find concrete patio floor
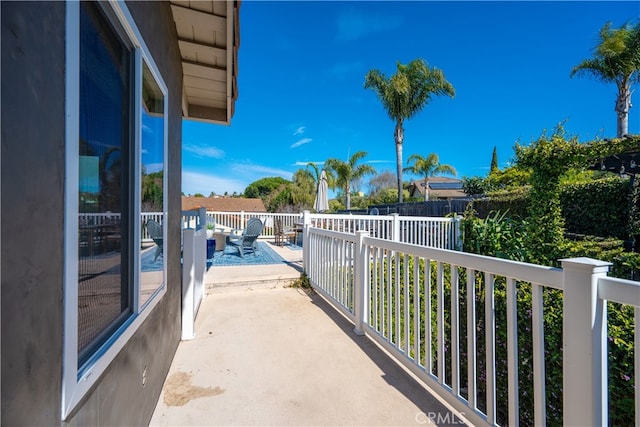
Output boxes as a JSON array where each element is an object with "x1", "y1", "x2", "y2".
[{"x1": 150, "y1": 242, "x2": 468, "y2": 427}]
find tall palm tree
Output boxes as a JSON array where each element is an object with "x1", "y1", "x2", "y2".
[
  {"x1": 364, "y1": 58, "x2": 455, "y2": 203},
  {"x1": 571, "y1": 21, "x2": 640, "y2": 137},
  {"x1": 325, "y1": 151, "x2": 375, "y2": 210},
  {"x1": 403, "y1": 153, "x2": 456, "y2": 201}
]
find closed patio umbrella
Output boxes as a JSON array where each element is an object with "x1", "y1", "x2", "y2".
[{"x1": 313, "y1": 170, "x2": 329, "y2": 212}]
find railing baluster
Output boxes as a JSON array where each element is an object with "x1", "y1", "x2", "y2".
[
  {"x1": 437, "y1": 261, "x2": 445, "y2": 384},
  {"x1": 451, "y1": 264, "x2": 460, "y2": 395},
  {"x1": 485, "y1": 272, "x2": 496, "y2": 425},
  {"x1": 532, "y1": 283, "x2": 546, "y2": 426},
  {"x1": 404, "y1": 253, "x2": 410, "y2": 355},
  {"x1": 413, "y1": 255, "x2": 420, "y2": 364},
  {"x1": 633, "y1": 307, "x2": 640, "y2": 426},
  {"x1": 467, "y1": 268, "x2": 477, "y2": 411},
  {"x1": 507, "y1": 277, "x2": 519, "y2": 427},
  {"x1": 395, "y1": 251, "x2": 400, "y2": 349},
  {"x1": 387, "y1": 251, "x2": 392, "y2": 343},
  {"x1": 425, "y1": 258, "x2": 432, "y2": 373}
]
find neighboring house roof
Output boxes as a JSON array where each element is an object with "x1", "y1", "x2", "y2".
[
  {"x1": 170, "y1": 0, "x2": 240, "y2": 125},
  {"x1": 182, "y1": 196, "x2": 266, "y2": 212},
  {"x1": 408, "y1": 177, "x2": 467, "y2": 199}
]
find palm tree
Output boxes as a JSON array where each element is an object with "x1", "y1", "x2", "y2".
[
  {"x1": 325, "y1": 151, "x2": 375, "y2": 210},
  {"x1": 364, "y1": 58, "x2": 455, "y2": 203},
  {"x1": 403, "y1": 153, "x2": 456, "y2": 201},
  {"x1": 571, "y1": 21, "x2": 640, "y2": 137},
  {"x1": 306, "y1": 161, "x2": 336, "y2": 189}
]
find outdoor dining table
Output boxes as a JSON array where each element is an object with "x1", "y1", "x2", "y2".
[{"x1": 79, "y1": 223, "x2": 120, "y2": 257}]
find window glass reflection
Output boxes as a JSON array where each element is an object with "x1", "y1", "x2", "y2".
[
  {"x1": 140, "y1": 61, "x2": 165, "y2": 307},
  {"x1": 77, "y1": 2, "x2": 131, "y2": 366}
]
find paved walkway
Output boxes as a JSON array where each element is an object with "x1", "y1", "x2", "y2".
[
  {"x1": 205, "y1": 241, "x2": 304, "y2": 293},
  {"x1": 150, "y1": 243, "x2": 468, "y2": 426}
]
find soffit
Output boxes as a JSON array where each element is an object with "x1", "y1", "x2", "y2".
[{"x1": 169, "y1": 0, "x2": 240, "y2": 125}]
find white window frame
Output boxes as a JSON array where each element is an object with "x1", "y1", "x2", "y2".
[{"x1": 62, "y1": 1, "x2": 168, "y2": 419}]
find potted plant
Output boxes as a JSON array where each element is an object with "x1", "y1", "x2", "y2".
[{"x1": 206, "y1": 222, "x2": 215, "y2": 240}]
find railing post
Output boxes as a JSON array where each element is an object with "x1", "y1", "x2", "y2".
[
  {"x1": 561, "y1": 257, "x2": 611, "y2": 427},
  {"x1": 453, "y1": 214, "x2": 462, "y2": 251},
  {"x1": 391, "y1": 213, "x2": 400, "y2": 242},
  {"x1": 197, "y1": 207, "x2": 206, "y2": 231},
  {"x1": 240, "y1": 211, "x2": 245, "y2": 229},
  {"x1": 353, "y1": 230, "x2": 369, "y2": 336},
  {"x1": 182, "y1": 228, "x2": 196, "y2": 340},
  {"x1": 302, "y1": 210, "x2": 310, "y2": 273}
]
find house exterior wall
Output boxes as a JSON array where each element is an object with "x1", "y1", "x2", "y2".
[{"x1": 1, "y1": 2, "x2": 183, "y2": 425}]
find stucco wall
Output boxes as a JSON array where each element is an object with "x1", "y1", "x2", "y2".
[{"x1": 1, "y1": 2, "x2": 183, "y2": 425}]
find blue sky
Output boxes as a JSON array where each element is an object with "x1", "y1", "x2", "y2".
[{"x1": 182, "y1": 1, "x2": 640, "y2": 197}]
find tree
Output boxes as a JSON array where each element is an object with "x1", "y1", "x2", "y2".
[
  {"x1": 325, "y1": 151, "x2": 375, "y2": 210},
  {"x1": 571, "y1": 21, "x2": 640, "y2": 137},
  {"x1": 306, "y1": 162, "x2": 336, "y2": 194},
  {"x1": 368, "y1": 170, "x2": 396, "y2": 196},
  {"x1": 289, "y1": 169, "x2": 316, "y2": 210},
  {"x1": 364, "y1": 58, "x2": 455, "y2": 203},
  {"x1": 244, "y1": 177, "x2": 289, "y2": 199},
  {"x1": 462, "y1": 176, "x2": 488, "y2": 196},
  {"x1": 403, "y1": 153, "x2": 456, "y2": 201},
  {"x1": 490, "y1": 146, "x2": 499, "y2": 172}
]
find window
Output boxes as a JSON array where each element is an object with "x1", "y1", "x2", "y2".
[
  {"x1": 140, "y1": 60, "x2": 166, "y2": 307},
  {"x1": 63, "y1": 1, "x2": 168, "y2": 418},
  {"x1": 77, "y1": 1, "x2": 132, "y2": 366}
]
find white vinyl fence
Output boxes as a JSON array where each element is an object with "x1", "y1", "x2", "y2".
[
  {"x1": 206, "y1": 210, "x2": 461, "y2": 250},
  {"x1": 303, "y1": 226, "x2": 640, "y2": 427}
]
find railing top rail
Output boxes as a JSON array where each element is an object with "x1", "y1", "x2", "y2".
[
  {"x1": 399, "y1": 216, "x2": 456, "y2": 223},
  {"x1": 598, "y1": 276, "x2": 640, "y2": 307},
  {"x1": 208, "y1": 211, "x2": 301, "y2": 217},
  {"x1": 361, "y1": 234, "x2": 563, "y2": 289},
  {"x1": 308, "y1": 226, "x2": 358, "y2": 242},
  {"x1": 309, "y1": 213, "x2": 396, "y2": 221}
]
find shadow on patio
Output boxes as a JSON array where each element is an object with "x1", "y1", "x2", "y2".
[{"x1": 150, "y1": 285, "x2": 467, "y2": 426}]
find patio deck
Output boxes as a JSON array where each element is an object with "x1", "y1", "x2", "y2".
[{"x1": 150, "y1": 241, "x2": 467, "y2": 426}]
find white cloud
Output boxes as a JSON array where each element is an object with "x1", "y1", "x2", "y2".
[
  {"x1": 183, "y1": 144, "x2": 225, "y2": 159},
  {"x1": 291, "y1": 138, "x2": 312, "y2": 149},
  {"x1": 293, "y1": 126, "x2": 305, "y2": 136},
  {"x1": 294, "y1": 160, "x2": 325, "y2": 167},
  {"x1": 232, "y1": 163, "x2": 293, "y2": 180},
  {"x1": 143, "y1": 162, "x2": 163, "y2": 174},
  {"x1": 183, "y1": 163, "x2": 297, "y2": 195}
]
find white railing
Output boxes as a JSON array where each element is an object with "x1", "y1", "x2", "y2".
[
  {"x1": 181, "y1": 227, "x2": 206, "y2": 340},
  {"x1": 81, "y1": 209, "x2": 460, "y2": 252},
  {"x1": 303, "y1": 226, "x2": 640, "y2": 426},
  {"x1": 80, "y1": 212, "x2": 164, "y2": 242},
  {"x1": 307, "y1": 212, "x2": 461, "y2": 250},
  {"x1": 205, "y1": 210, "x2": 460, "y2": 250},
  {"x1": 206, "y1": 211, "x2": 301, "y2": 238},
  {"x1": 182, "y1": 208, "x2": 207, "y2": 231}
]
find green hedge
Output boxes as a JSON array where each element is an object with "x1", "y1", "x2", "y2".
[
  {"x1": 471, "y1": 177, "x2": 632, "y2": 239},
  {"x1": 560, "y1": 177, "x2": 631, "y2": 239},
  {"x1": 471, "y1": 187, "x2": 530, "y2": 220}
]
